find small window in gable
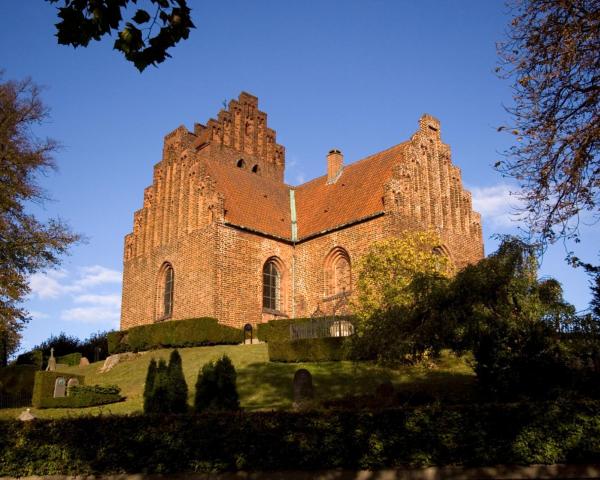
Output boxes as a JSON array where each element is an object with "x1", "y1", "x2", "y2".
[
  {"x1": 252, "y1": 164, "x2": 259, "y2": 173},
  {"x1": 237, "y1": 159, "x2": 246, "y2": 168}
]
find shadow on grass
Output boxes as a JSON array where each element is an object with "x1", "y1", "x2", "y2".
[{"x1": 237, "y1": 358, "x2": 477, "y2": 410}]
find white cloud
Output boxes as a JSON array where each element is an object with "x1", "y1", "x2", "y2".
[
  {"x1": 60, "y1": 306, "x2": 120, "y2": 327},
  {"x1": 28, "y1": 265, "x2": 121, "y2": 300},
  {"x1": 28, "y1": 310, "x2": 50, "y2": 320},
  {"x1": 469, "y1": 184, "x2": 524, "y2": 228},
  {"x1": 74, "y1": 293, "x2": 121, "y2": 307},
  {"x1": 28, "y1": 269, "x2": 70, "y2": 299},
  {"x1": 75, "y1": 265, "x2": 122, "y2": 289}
]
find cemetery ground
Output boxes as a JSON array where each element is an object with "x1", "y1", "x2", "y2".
[{"x1": 0, "y1": 343, "x2": 474, "y2": 419}]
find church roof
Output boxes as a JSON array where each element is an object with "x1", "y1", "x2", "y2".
[
  {"x1": 295, "y1": 142, "x2": 407, "y2": 239},
  {"x1": 205, "y1": 142, "x2": 407, "y2": 242}
]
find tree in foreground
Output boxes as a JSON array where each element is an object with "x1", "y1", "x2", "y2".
[
  {"x1": 143, "y1": 358, "x2": 157, "y2": 413},
  {"x1": 350, "y1": 231, "x2": 453, "y2": 364},
  {"x1": 496, "y1": 0, "x2": 600, "y2": 243},
  {"x1": 194, "y1": 355, "x2": 239, "y2": 412},
  {"x1": 46, "y1": 0, "x2": 195, "y2": 72},
  {"x1": 0, "y1": 75, "x2": 80, "y2": 366}
]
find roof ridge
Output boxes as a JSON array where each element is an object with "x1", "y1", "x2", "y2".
[{"x1": 295, "y1": 140, "x2": 408, "y2": 190}]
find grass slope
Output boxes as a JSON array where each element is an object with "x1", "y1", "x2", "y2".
[{"x1": 0, "y1": 344, "x2": 474, "y2": 419}]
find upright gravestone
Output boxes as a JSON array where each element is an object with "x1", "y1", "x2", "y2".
[
  {"x1": 293, "y1": 368, "x2": 314, "y2": 410},
  {"x1": 53, "y1": 377, "x2": 66, "y2": 398},
  {"x1": 66, "y1": 377, "x2": 79, "y2": 396},
  {"x1": 46, "y1": 347, "x2": 56, "y2": 372},
  {"x1": 79, "y1": 357, "x2": 90, "y2": 367}
]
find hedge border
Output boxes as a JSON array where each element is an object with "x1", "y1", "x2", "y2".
[{"x1": 268, "y1": 337, "x2": 349, "y2": 362}]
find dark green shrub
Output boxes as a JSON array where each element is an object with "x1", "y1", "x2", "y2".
[
  {"x1": 79, "y1": 331, "x2": 111, "y2": 361},
  {"x1": 108, "y1": 317, "x2": 243, "y2": 354},
  {"x1": 15, "y1": 349, "x2": 43, "y2": 369},
  {"x1": 1, "y1": 400, "x2": 600, "y2": 474},
  {"x1": 0, "y1": 364, "x2": 37, "y2": 396},
  {"x1": 194, "y1": 355, "x2": 239, "y2": 412},
  {"x1": 39, "y1": 384, "x2": 123, "y2": 409},
  {"x1": 56, "y1": 352, "x2": 82, "y2": 366},
  {"x1": 167, "y1": 350, "x2": 188, "y2": 413},
  {"x1": 268, "y1": 337, "x2": 349, "y2": 362}
]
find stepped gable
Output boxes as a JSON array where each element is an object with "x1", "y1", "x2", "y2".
[
  {"x1": 294, "y1": 142, "x2": 407, "y2": 239},
  {"x1": 203, "y1": 158, "x2": 291, "y2": 239}
]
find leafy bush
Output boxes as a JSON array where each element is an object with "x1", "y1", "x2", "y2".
[
  {"x1": 194, "y1": 355, "x2": 239, "y2": 412},
  {"x1": 0, "y1": 364, "x2": 37, "y2": 396},
  {"x1": 268, "y1": 337, "x2": 348, "y2": 362},
  {"x1": 78, "y1": 331, "x2": 111, "y2": 362},
  {"x1": 109, "y1": 317, "x2": 243, "y2": 353},
  {"x1": 144, "y1": 350, "x2": 188, "y2": 414},
  {"x1": 40, "y1": 384, "x2": 123, "y2": 409},
  {"x1": 1, "y1": 400, "x2": 600, "y2": 474},
  {"x1": 56, "y1": 352, "x2": 82, "y2": 366},
  {"x1": 15, "y1": 349, "x2": 43, "y2": 369}
]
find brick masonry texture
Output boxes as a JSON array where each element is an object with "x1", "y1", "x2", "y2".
[{"x1": 120, "y1": 93, "x2": 484, "y2": 330}]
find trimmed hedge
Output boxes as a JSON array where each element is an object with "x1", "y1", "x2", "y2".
[
  {"x1": 268, "y1": 337, "x2": 349, "y2": 362},
  {"x1": 31, "y1": 371, "x2": 85, "y2": 408},
  {"x1": 1, "y1": 400, "x2": 600, "y2": 474},
  {"x1": 43, "y1": 385, "x2": 123, "y2": 409},
  {"x1": 56, "y1": 353, "x2": 82, "y2": 366},
  {"x1": 108, "y1": 317, "x2": 244, "y2": 354}
]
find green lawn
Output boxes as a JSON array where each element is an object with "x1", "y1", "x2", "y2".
[{"x1": 0, "y1": 343, "x2": 475, "y2": 419}]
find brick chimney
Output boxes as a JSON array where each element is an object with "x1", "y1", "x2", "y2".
[{"x1": 327, "y1": 149, "x2": 344, "y2": 184}]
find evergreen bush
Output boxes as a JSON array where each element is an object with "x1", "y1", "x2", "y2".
[
  {"x1": 194, "y1": 355, "x2": 239, "y2": 412},
  {"x1": 167, "y1": 350, "x2": 188, "y2": 413}
]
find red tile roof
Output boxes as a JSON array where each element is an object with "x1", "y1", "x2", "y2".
[{"x1": 203, "y1": 142, "x2": 407, "y2": 241}]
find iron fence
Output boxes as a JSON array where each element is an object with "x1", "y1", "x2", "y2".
[
  {"x1": 289, "y1": 317, "x2": 355, "y2": 340},
  {"x1": 0, "y1": 391, "x2": 31, "y2": 409}
]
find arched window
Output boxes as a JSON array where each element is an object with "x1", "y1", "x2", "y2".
[
  {"x1": 162, "y1": 264, "x2": 174, "y2": 318},
  {"x1": 251, "y1": 164, "x2": 259, "y2": 173},
  {"x1": 262, "y1": 260, "x2": 281, "y2": 311},
  {"x1": 324, "y1": 248, "x2": 351, "y2": 297},
  {"x1": 236, "y1": 159, "x2": 246, "y2": 168}
]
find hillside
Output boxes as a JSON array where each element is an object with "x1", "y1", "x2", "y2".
[{"x1": 0, "y1": 343, "x2": 475, "y2": 419}]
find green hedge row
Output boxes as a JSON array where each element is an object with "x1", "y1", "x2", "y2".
[
  {"x1": 108, "y1": 317, "x2": 244, "y2": 354},
  {"x1": 268, "y1": 338, "x2": 349, "y2": 362},
  {"x1": 56, "y1": 353, "x2": 82, "y2": 366},
  {"x1": 1, "y1": 400, "x2": 600, "y2": 474},
  {"x1": 41, "y1": 385, "x2": 123, "y2": 409}
]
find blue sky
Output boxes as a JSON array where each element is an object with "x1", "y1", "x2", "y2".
[{"x1": 1, "y1": 1, "x2": 598, "y2": 353}]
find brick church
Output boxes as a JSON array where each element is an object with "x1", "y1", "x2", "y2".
[{"x1": 120, "y1": 92, "x2": 484, "y2": 330}]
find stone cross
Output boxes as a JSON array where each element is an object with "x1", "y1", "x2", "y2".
[
  {"x1": 293, "y1": 368, "x2": 314, "y2": 409},
  {"x1": 46, "y1": 347, "x2": 56, "y2": 372}
]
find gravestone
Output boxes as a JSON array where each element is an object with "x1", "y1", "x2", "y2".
[
  {"x1": 79, "y1": 357, "x2": 90, "y2": 367},
  {"x1": 67, "y1": 377, "x2": 79, "y2": 395},
  {"x1": 17, "y1": 408, "x2": 36, "y2": 422},
  {"x1": 53, "y1": 377, "x2": 66, "y2": 397},
  {"x1": 293, "y1": 368, "x2": 314, "y2": 409},
  {"x1": 244, "y1": 323, "x2": 253, "y2": 345},
  {"x1": 46, "y1": 347, "x2": 56, "y2": 372}
]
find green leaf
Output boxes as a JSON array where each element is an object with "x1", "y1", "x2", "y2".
[{"x1": 132, "y1": 9, "x2": 151, "y2": 24}]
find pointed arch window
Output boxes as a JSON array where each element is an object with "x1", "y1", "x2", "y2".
[
  {"x1": 262, "y1": 260, "x2": 281, "y2": 311},
  {"x1": 324, "y1": 248, "x2": 351, "y2": 297},
  {"x1": 163, "y1": 264, "x2": 174, "y2": 318}
]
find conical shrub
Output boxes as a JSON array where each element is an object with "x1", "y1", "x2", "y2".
[
  {"x1": 143, "y1": 358, "x2": 157, "y2": 414},
  {"x1": 194, "y1": 354, "x2": 239, "y2": 412},
  {"x1": 167, "y1": 349, "x2": 188, "y2": 413}
]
